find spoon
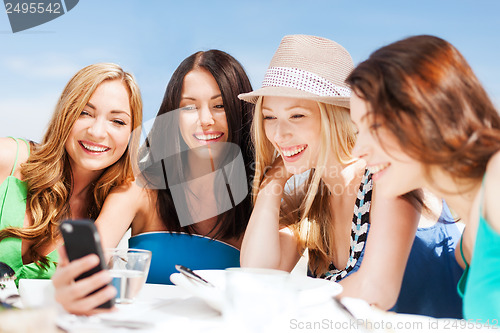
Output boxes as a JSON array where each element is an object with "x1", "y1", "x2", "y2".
[{"x1": 175, "y1": 265, "x2": 215, "y2": 287}]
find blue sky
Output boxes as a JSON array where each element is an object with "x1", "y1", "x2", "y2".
[{"x1": 1, "y1": 0, "x2": 499, "y2": 141}]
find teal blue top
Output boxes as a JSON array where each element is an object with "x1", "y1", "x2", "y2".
[
  {"x1": 460, "y1": 176, "x2": 500, "y2": 322},
  {"x1": 128, "y1": 231, "x2": 240, "y2": 284},
  {"x1": 0, "y1": 137, "x2": 58, "y2": 285}
]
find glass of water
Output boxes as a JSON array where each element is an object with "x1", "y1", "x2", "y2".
[{"x1": 106, "y1": 248, "x2": 152, "y2": 304}]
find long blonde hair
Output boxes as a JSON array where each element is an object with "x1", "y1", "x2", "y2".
[
  {"x1": 251, "y1": 96, "x2": 357, "y2": 275},
  {"x1": 0, "y1": 63, "x2": 143, "y2": 268}
]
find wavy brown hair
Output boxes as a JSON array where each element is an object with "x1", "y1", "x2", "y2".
[
  {"x1": 0, "y1": 63, "x2": 143, "y2": 268},
  {"x1": 347, "y1": 35, "x2": 500, "y2": 191}
]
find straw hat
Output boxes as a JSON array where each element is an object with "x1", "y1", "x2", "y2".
[{"x1": 239, "y1": 34, "x2": 354, "y2": 108}]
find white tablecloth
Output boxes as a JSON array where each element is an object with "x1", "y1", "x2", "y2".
[{"x1": 6, "y1": 280, "x2": 499, "y2": 332}]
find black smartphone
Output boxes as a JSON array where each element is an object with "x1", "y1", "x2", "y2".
[{"x1": 59, "y1": 219, "x2": 114, "y2": 309}]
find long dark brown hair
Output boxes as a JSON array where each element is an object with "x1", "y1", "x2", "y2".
[
  {"x1": 347, "y1": 35, "x2": 500, "y2": 188},
  {"x1": 138, "y1": 50, "x2": 254, "y2": 240}
]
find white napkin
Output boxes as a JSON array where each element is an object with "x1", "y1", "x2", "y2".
[{"x1": 56, "y1": 292, "x2": 222, "y2": 332}]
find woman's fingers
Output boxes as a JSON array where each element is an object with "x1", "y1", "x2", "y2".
[
  {"x1": 270, "y1": 156, "x2": 292, "y2": 180},
  {"x1": 60, "y1": 283, "x2": 116, "y2": 315},
  {"x1": 52, "y1": 253, "x2": 100, "y2": 287},
  {"x1": 52, "y1": 251, "x2": 116, "y2": 315},
  {"x1": 260, "y1": 156, "x2": 292, "y2": 190},
  {"x1": 66, "y1": 269, "x2": 113, "y2": 299}
]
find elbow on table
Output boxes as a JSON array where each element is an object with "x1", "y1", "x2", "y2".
[
  {"x1": 341, "y1": 272, "x2": 401, "y2": 311},
  {"x1": 367, "y1": 280, "x2": 403, "y2": 311},
  {"x1": 375, "y1": 289, "x2": 400, "y2": 311}
]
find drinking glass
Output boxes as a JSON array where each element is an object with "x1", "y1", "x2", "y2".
[{"x1": 106, "y1": 248, "x2": 152, "y2": 304}]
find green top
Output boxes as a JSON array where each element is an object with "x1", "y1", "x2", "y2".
[
  {"x1": 0, "y1": 137, "x2": 58, "y2": 285},
  {"x1": 459, "y1": 175, "x2": 500, "y2": 322}
]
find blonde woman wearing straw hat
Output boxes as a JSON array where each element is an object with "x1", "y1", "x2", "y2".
[{"x1": 239, "y1": 35, "x2": 462, "y2": 314}]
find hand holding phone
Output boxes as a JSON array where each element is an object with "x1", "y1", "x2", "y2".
[{"x1": 59, "y1": 219, "x2": 114, "y2": 309}]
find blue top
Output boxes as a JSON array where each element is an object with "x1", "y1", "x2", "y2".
[
  {"x1": 392, "y1": 201, "x2": 464, "y2": 318},
  {"x1": 128, "y1": 231, "x2": 240, "y2": 284},
  {"x1": 462, "y1": 178, "x2": 500, "y2": 322}
]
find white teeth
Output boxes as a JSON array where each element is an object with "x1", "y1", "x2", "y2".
[
  {"x1": 367, "y1": 163, "x2": 390, "y2": 174},
  {"x1": 281, "y1": 146, "x2": 306, "y2": 157},
  {"x1": 195, "y1": 133, "x2": 222, "y2": 140},
  {"x1": 81, "y1": 142, "x2": 109, "y2": 152}
]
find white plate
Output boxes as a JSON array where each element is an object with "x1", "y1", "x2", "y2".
[
  {"x1": 170, "y1": 269, "x2": 342, "y2": 312},
  {"x1": 170, "y1": 270, "x2": 226, "y2": 311}
]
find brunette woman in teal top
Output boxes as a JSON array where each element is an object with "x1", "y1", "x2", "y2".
[
  {"x1": 0, "y1": 63, "x2": 143, "y2": 285},
  {"x1": 347, "y1": 35, "x2": 500, "y2": 322}
]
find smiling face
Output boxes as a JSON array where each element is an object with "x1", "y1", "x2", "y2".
[
  {"x1": 261, "y1": 96, "x2": 321, "y2": 174},
  {"x1": 350, "y1": 93, "x2": 425, "y2": 197},
  {"x1": 178, "y1": 68, "x2": 228, "y2": 151},
  {"x1": 65, "y1": 79, "x2": 132, "y2": 176}
]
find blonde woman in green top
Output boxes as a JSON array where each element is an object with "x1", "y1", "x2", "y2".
[
  {"x1": 348, "y1": 35, "x2": 500, "y2": 321},
  {"x1": 0, "y1": 63, "x2": 143, "y2": 284}
]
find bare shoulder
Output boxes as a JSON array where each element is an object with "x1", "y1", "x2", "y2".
[
  {"x1": 0, "y1": 137, "x2": 28, "y2": 181},
  {"x1": 486, "y1": 151, "x2": 500, "y2": 175},
  {"x1": 485, "y1": 151, "x2": 500, "y2": 192},
  {"x1": 107, "y1": 181, "x2": 150, "y2": 204},
  {"x1": 97, "y1": 182, "x2": 151, "y2": 228},
  {"x1": 483, "y1": 151, "x2": 500, "y2": 232}
]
